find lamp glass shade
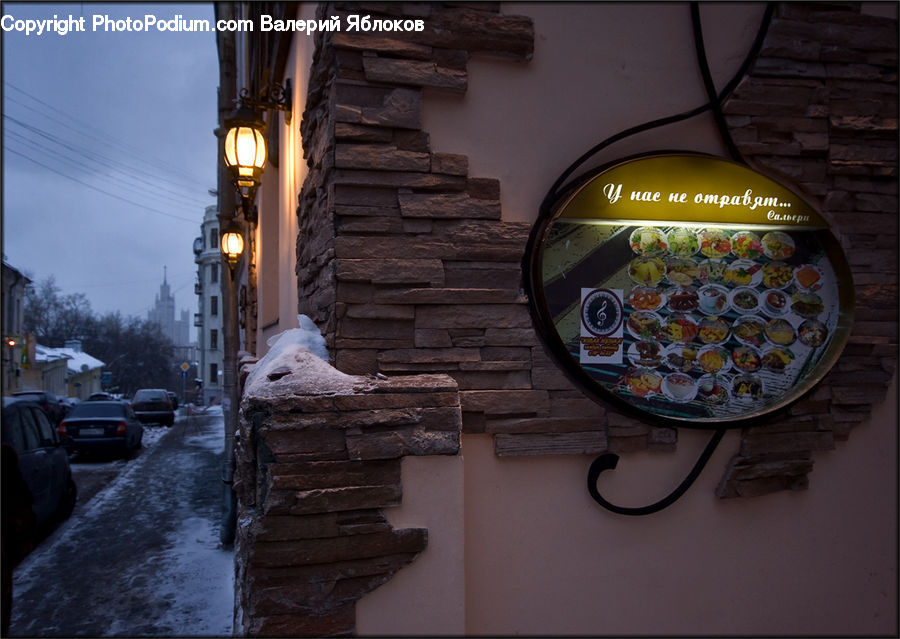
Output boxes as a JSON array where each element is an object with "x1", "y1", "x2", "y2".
[
  {"x1": 221, "y1": 230, "x2": 244, "y2": 263},
  {"x1": 224, "y1": 125, "x2": 267, "y2": 188}
]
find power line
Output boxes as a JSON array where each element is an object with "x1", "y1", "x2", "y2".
[
  {"x1": 3, "y1": 114, "x2": 212, "y2": 210},
  {"x1": 5, "y1": 83, "x2": 212, "y2": 191},
  {"x1": 5, "y1": 146, "x2": 198, "y2": 224},
  {"x1": 3, "y1": 127, "x2": 210, "y2": 214}
]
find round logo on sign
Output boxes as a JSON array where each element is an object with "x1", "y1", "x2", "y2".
[{"x1": 581, "y1": 289, "x2": 623, "y2": 337}]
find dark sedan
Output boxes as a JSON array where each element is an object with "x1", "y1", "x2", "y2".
[
  {"x1": 2, "y1": 398, "x2": 77, "y2": 528},
  {"x1": 12, "y1": 390, "x2": 67, "y2": 425},
  {"x1": 58, "y1": 401, "x2": 144, "y2": 458},
  {"x1": 131, "y1": 388, "x2": 175, "y2": 427}
]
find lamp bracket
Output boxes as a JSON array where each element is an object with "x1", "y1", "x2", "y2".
[{"x1": 238, "y1": 79, "x2": 292, "y2": 125}]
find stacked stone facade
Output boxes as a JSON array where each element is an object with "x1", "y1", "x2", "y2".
[
  {"x1": 235, "y1": 2, "x2": 896, "y2": 635},
  {"x1": 296, "y1": 1, "x2": 896, "y2": 489},
  {"x1": 717, "y1": 2, "x2": 897, "y2": 496}
]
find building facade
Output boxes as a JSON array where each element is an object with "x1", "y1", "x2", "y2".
[
  {"x1": 1, "y1": 260, "x2": 29, "y2": 394},
  {"x1": 147, "y1": 268, "x2": 192, "y2": 349},
  {"x1": 193, "y1": 205, "x2": 226, "y2": 405},
  {"x1": 221, "y1": 3, "x2": 897, "y2": 636}
]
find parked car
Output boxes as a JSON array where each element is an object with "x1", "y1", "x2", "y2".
[
  {"x1": 11, "y1": 390, "x2": 66, "y2": 425},
  {"x1": 166, "y1": 391, "x2": 179, "y2": 410},
  {"x1": 130, "y1": 388, "x2": 175, "y2": 426},
  {"x1": 57, "y1": 401, "x2": 144, "y2": 458},
  {"x1": 2, "y1": 398, "x2": 77, "y2": 528}
]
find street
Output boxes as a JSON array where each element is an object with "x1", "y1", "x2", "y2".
[{"x1": 7, "y1": 407, "x2": 234, "y2": 637}]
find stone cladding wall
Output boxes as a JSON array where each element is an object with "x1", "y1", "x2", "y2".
[
  {"x1": 233, "y1": 1, "x2": 895, "y2": 635},
  {"x1": 717, "y1": 2, "x2": 897, "y2": 496},
  {"x1": 296, "y1": 1, "x2": 895, "y2": 495},
  {"x1": 234, "y1": 347, "x2": 460, "y2": 636}
]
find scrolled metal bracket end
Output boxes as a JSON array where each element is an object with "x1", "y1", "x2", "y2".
[{"x1": 587, "y1": 429, "x2": 726, "y2": 517}]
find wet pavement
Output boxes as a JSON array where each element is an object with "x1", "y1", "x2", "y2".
[{"x1": 8, "y1": 409, "x2": 234, "y2": 637}]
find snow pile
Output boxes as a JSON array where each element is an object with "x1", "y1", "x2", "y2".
[
  {"x1": 244, "y1": 315, "x2": 361, "y2": 398},
  {"x1": 266, "y1": 314, "x2": 329, "y2": 361}
]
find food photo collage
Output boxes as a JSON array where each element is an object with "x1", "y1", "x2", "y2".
[{"x1": 577, "y1": 224, "x2": 841, "y2": 421}]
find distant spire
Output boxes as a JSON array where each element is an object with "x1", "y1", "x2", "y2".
[{"x1": 164, "y1": 265, "x2": 167, "y2": 284}]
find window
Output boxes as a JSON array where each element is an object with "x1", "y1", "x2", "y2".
[
  {"x1": 32, "y1": 408, "x2": 56, "y2": 445},
  {"x1": 18, "y1": 407, "x2": 42, "y2": 451},
  {"x1": 210, "y1": 228, "x2": 219, "y2": 249},
  {"x1": 210, "y1": 363, "x2": 218, "y2": 385},
  {"x1": 211, "y1": 296, "x2": 218, "y2": 316},
  {"x1": 210, "y1": 329, "x2": 218, "y2": 350},
  {"x1": 210, "y1": 262, "x2": 218, "y2": 284}
]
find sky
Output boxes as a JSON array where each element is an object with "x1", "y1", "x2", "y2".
[{"x1": 2, "y1": 2, "x2": 220, "y2": 340}]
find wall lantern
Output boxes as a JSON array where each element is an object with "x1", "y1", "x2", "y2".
[
  {"x1": 523, "y1": 152, "x2": 854, "y2": 515},
  {"x1": 222, "y1": 79, "x2": 292, "y2": 203},
  {"x1": 223, "y1": 104, "x2": 267, "y2": 196},
  {"x1": 221, "y1": 225, "x2": 245, "y2": 270}
]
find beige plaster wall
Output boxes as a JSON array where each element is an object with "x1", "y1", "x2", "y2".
[
  {"x1": 255, "y1": 3, "x2": 315, "y2": 354},
  {"x1": 358, "y1": 2, "x2": 897, "y2": 635},
  {"x1": 460, "y1": 378, "x2": 896, "y2": 636},
  {"x1": 421, "y1": 2, "x2": 769, "y2": 223}
]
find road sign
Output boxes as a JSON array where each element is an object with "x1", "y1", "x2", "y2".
[{"x1": 180, "y1": 362, "x2": 190, "y2": 372}]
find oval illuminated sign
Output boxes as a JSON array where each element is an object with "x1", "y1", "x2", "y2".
[{"x1": 524, "y1": 153, "x2": 854, "y2": 427}]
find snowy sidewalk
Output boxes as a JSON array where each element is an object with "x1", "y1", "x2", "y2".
[{"x1": 8, "y1": 408, "x2": 234, "y2": 637}]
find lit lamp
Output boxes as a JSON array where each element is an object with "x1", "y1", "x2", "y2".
[
  {"x1": 221, "y1": 225, "x2": 245, "y2": 270},
  {"x1": 223, "y1": 104, "x2": 267, "y2": 199}
]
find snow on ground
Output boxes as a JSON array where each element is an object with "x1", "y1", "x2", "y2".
[
  {"x1": 11, "y1": 409, "x2": 235, "y2": 637},
  {"x1": 149, "y1": 516, "x2": 235, "y2": 636}
]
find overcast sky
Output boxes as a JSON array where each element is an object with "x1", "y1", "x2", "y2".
[{"x1": 2, "y1": 2, "x2": 219, "y2": 340}]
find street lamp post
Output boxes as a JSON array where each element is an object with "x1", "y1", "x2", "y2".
[{"x1": 216, "y1": 76, "x2": 292, "y2": 546}]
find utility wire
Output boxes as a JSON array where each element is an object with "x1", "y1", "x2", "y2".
[
  {"x1": 3, "y1": 114, "x2": 211, "y2": 209},
  {"x1": 5, "y1": 147, "x2": 198, "y2": 224},
  {"x1": 3, "y1": 128, "x2": 208, "y2": 213},
  {"x1": 5, "y1": 83, "x2": 212, "y2": 191}
]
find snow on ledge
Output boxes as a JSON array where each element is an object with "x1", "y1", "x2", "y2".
[
  {"x1": 244, "y1": 342, "x2": 365, "y2": 399},
  {"x1": 243, "y1": 316, "x2": 372, "y2": 400}
]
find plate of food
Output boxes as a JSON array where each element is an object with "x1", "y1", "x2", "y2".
[
  {"x1": 629, "y1": 255, "x2": 667, "y2": 286},
  {"x1": 798, "y1": 319, "x2": 827, "y2": 347},
  {"x1": 794, "y1": 263, "x2": 824, "y2": 291},
  {"x1": 761, "y1": 289, "x2": 790, "y2": 316},
  {"x1": 698, "y1": 258, "x2": 727, "y2": 284},
  {"x1": 697, "y1": 345, "x2": 730, "y2": 374},
  {"x1": 663, "y1": 343, "x2": 699, "y2": 373},
  {"x1": 665, "y1": 257, "x2": 700, "y2": 286},
  {"x1": 724, "y1": 259, "x2": 762, "y2": 287},
  {"x1": 629, "y1": 227, "x2": 668, "y2": 255},
  {"x1": 662, "y1": 372, "x2": 698, "y2": 403},
  {"x1": 627, "y1": 311, "x2": 664, "y2": 341},
  {"x1": 627, "y1": 340, "x2": 664, "y2": 368},
  {"x1": 666, "y1": 227, "x2": 699, "y2": 257},
  {"x1": 732, "y1": 315, "x2": 767, "y2": 347},
  {"x1": 664, "y1": 313, "x2": 699, "y2": 344},
  {"x1": 732, "y1": 373, "x2": 764, "y2": 400},
  {"x1": 731, "y1": 231, "x2": 764, "y2": 260},
  {"x1": 697, "y1": 374, "x2": 730, "y2": 404},
  {"x1": 765, "y1": 318, "x2": 796, "y2": 346},
  {"x1": 697, "y1": 284, "x2": 729, "y2": 315},
  {"x1": 698, "y1": 228, "x2": 732, "y2": 258},
  {"x1": 667, "y1": 286, "x2": 700, "y2": 313},
  {"x1": 762, "y1": 261, "x2": 794, "y2": 290},
  {"x1": 729, "y1": 286, "x2": 759, "y2": 315},
  {"x1": 760, "y1": 345, "x2": 794, "y2": 374},
  {"x1": 698, "y1": 316, "x2": 730, "y2": 345},
  {"x1": 762, "y1": 231, "x2": 796, "y2": 260},
  {"x1": 732, "y1": 345, "x2": 762, "y2": 373},
  {"x1": 628, "y1": 285, "x2": 666, "y2": 312},
  {"x1": 623, "y1": 368, "x2": 662, "y2": 398},
  {"x1": 791, "y1": 291, "x2": 824, "y2": 318}
]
